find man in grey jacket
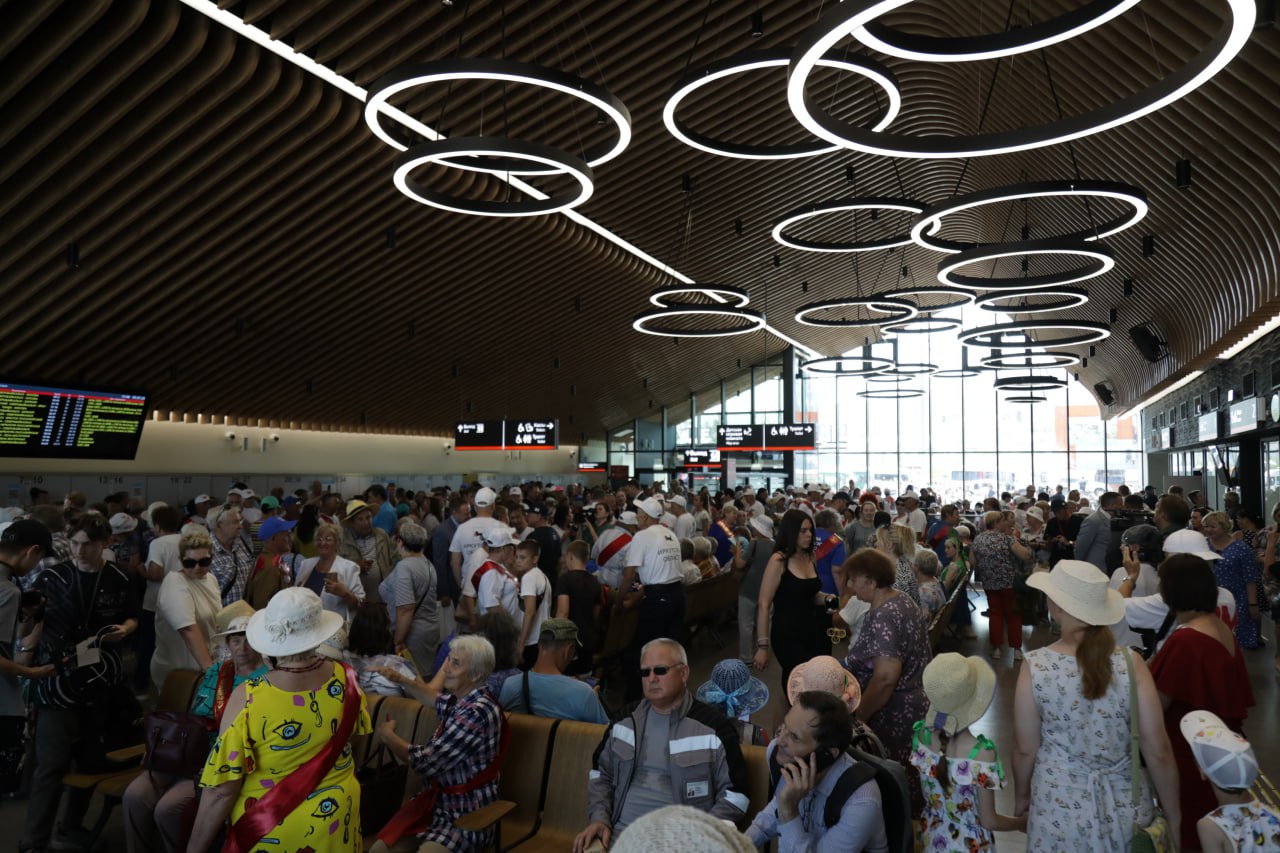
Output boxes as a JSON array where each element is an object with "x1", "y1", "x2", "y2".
[
  {"x1": 1075, "y1": 491, "x2": 1121, "y2": 573},
  {"x1": 574, "y1": 638, "x2": 749, "y2": 852}
]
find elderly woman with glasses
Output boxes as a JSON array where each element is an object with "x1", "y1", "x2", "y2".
[
  {"x1": 151, "y1": 528, "x2": 222, "y2": 690},
  {"x1": 207, "y1": 504, "x2": 253, "y2": 605}
]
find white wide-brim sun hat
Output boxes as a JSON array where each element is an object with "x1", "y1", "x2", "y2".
[
  {"x1": 245, "y1": 587, "x2": 344, "y2": 658},
  {"x1": 1026, "y1": 559, "x2": 1125, "y2": 626}
]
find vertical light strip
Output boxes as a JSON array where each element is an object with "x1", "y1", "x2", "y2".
[{"x1": 178, "y1": 0, "x2": 815, "y2": 357}]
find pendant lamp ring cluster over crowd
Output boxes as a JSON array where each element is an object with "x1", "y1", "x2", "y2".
[
  {"x1": 632, "y1": 284, "x2": 765, "y2": 338},
  {"x1": 787, "y1": 0, "x2": 1255, "y2": 159}
]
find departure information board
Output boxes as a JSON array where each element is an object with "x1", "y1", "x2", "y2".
[
  {"x1": 716, "y1": 422, "x2": 815, "y2": 452},
  {"x1": 455, "y1": 420, "x2": 559, "y2": 450},
  {"x1": 0, "y1": 381, "x2": 148, "y2": 459}
]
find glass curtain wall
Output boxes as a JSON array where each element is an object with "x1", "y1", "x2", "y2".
[{"x1": 795, "y1": 326, "x2": 1145, "y2": 503}]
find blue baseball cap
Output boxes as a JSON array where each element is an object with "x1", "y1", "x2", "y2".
[{"x1": 258, "y1": 516, "x2": 297, "y2": 541}]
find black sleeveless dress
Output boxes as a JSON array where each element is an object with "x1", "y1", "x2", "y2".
[{"x1": 771, "y1": 568, "x2": 831, "y2": 691}]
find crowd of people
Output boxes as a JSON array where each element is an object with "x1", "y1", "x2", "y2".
[{"x1": 0, "y1": 476, "x2": 1276, "y2": 851}]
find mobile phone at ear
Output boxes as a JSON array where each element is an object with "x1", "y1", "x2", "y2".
[{"x1": 811, "y1": 747, "x2": 838, "y2": 773}]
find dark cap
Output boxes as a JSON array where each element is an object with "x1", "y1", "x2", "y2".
[
  {"x1": 0, "y1": 519, "x2": 53, "y2": 555},
  {"x1": 526, "y1": 503, "x2": 547, "y2": 517},
  {"x1": 539, "y1": 618, "x2": 581, "y2": 645}
]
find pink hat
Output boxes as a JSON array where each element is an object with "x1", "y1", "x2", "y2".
[{"x1": 787, "y1": 655, "x2": 861, "y2": 711}]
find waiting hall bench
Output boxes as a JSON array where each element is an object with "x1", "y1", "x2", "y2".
[{"x1": 365, "y1": 695, "x2": 773, "y2": 852}]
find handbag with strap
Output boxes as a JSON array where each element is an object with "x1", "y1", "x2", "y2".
[
  {"x1": 224, "y1": 662, "x2": 363, "y2": 853},
  {"x1": 357, "y1": 703, "x2": 421, "y2": 836},
  {"x1": 1124, "y1": 649, "x2": 1175, "y2": 853},
  {"x1": 142, "y1": 711, "x2": 211, "y2": 779},
  {"x1": 376, "y1": 712, "x2": 510, "y2": 847}
]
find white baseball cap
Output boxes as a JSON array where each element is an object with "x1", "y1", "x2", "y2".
[
  {"x1": 619, "y1": 511, "x2": 639, "y2": 526},
  {"x1": 638, "y1": 497, "x2": 664, "y2": 519},
  {"x1": 474, "y1": 487, "x2": 497, "y2": 508},
  {"x1": 665, "y1": 495, "x2": 687, "y2": 509},
  {"x1": 1163, "y1": 529, "x2": 1221, "y2": 561},
  {"x1": 481, "y1": 525, "x2": 517, "y2": 548},
  {"x1": 1180, "y1": 710, "x2": 1258, "y2": 790}
]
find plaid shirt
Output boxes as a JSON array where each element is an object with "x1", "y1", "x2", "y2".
[
  {"x1": 210, "y1": 534, "x2": 253, "y2": 605},
  {"x1": 408, "y1": 686, "x2": 502, "y2": 849}
]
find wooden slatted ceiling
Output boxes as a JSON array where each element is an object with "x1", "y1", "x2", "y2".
[{"x1": 0, "y1": 0, "x2": 1276, "y2": 437}]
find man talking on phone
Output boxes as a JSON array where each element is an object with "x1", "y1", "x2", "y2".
[{"x1": 747, "y1": 690, "x2": 889, "y2": 852}]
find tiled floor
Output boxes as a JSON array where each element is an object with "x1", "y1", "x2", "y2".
[{"x1": 4, "y1": 588, "x2": 1277, "y2": 851}]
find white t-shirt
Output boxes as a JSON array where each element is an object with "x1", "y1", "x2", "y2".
[
  {"x1": 144, "y1": 534, "x2": 184, "y2": 612},
  {"x1": 673, "y1": 513, "x2": 697, "y2": 542},
  {"x1": 518, "y1": 568, "x2": 551, "y2": 645},
  {"x1": 903, "y1": 508, "x2": 927, "y2": 536},
  {"x1": 590, "y1": 527, "x2": 632, "y2": 589},
  {"x1": 625, "y1": 524, "x2": 683, "y2": 585},
  {"x1": 659, "y1": 512, "x2": 677, "y2": 531},
  {"x1": 151, "y1": 572, "x2": 221, "y2": 688},
  {"x1": 449, "y1": 516, "x2": 505, "y2": 565},
  {"x1": 460, "y1": 547, "x2": 492, "y2": 599},
  {"x1": 1121, "y1": 587, "x2": 1238, "y2": 653},
  {"x1": 476, "y1": 562, "x2": 521, "y2": 619}
]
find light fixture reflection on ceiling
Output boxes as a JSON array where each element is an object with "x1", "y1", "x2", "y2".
[
  {"x1": 364, "y1": 59, "x2": 632, "y2": 174},
  {"x1": 664, "y1": 48, "x2": 900, "y2": 160},
  {"x1": 787, "y1": 0, "x2": 1255, "y2": 159},
  {"x1": 937, "y1": 239, "x2": 1115, "y2": 290},
  {"x1": 909, "y1": 180, "x2": 1148, "y2": 253},
  {"x1": 772, "y1": 197, "x2": 925, "y2": 252}
]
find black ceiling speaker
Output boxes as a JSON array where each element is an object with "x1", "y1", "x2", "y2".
[
  {"x1": 1095, "y1": 383, "x2": 1116, "y2": 406},
  {"x1": 1129, "y1": 323, "x2": 1169, "y2": 362}
]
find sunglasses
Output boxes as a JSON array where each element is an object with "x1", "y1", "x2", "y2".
[
  {"x1": 182, "y1": 557, "x2": 214, "y2": 568},
  {"x1": 639, "y1": 664, "x2": 683, "y2": 678}
]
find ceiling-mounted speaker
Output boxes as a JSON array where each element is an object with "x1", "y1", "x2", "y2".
[
  {"x1": 1094, "y1": 383, "x2": 1116, "y2": 406},
  {"x1": 1129, "y1": 323, "x2": 1169, "y2": 363}
]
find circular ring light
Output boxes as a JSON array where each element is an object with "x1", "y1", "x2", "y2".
[
  {"x1": 857, "y1": 387, "x2": 925, "y2": 399},
  {"x1": 632, "y1": 304, "x2": 766, "y2": 338},
  {"x1": 959, "y1": 321, "x2": 1111, "y2": 349},
  {"x1": 393, "y1": 138, "x2": 593, "y2": 217},
  {"x1": 975, "y1": 287, "x2": 1089, "y2": 314},
  {"x1": 879, "y1": 285, "x2": 975, "y2": 311},
  {"x1": 909, "y1": 181, "x2": 1147, "y2": 253},
  {"x1": 1005, "y1": 395, "x2": 1049, "y2": 404},
  {"x1": 648, "y1": 284, "x2": 750, "y2": 308},
  {"x1": 934, "y1": 367, "x2": 982, "y2": 378},
  {"x1": 865, "y1": 372, "x2": 915, "y2": 384},
  {"x1": 664, "y1": 48, "x2": 900, "y2": 159},
  {"x1": 882, "y1": 315, "x2": 962, "y2": 335},
  {"x1": 887, "y1": 362, "x2": 938, "y2": 376},
  {"x1": 365, "y1": 59, "x2": 632, "y2": 174},
  {"x1": 795, "y1": 296, "x2": 918, "y2": 328},
  {"x1": 853, "y1": 0, "x2": 1141, "y2": 63},
  {"x1": 937, "y1": 239, "x2": 1115, "y2": 290},
  {"x1": 980, "y1": 351, "x2": 1082, "y2": 369},
  {"x1": 993, "y1": 374, "x2": 1069, "y2": 391},
  {"x1": 800, "y1": 354, "x2": 895, "y2": 376},
  {"x1": 787, "y1": 0, "x2": 1255, "y2": 159},
  {"x1": 772, "y1": 197, "x2": 924, "y2": 252}
]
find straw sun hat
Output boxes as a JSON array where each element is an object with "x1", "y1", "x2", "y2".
[
  {"x1": 923, "y1": 653, "x2": 997, "y2": 736},
  {"x1": 1026, "y1": 559, "x2": 1125, "y2": 626}
]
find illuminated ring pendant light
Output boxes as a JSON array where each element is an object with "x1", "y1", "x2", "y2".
[
  {"x1": 909, "y1": 181, "x2": 1148, "y2": 253},
  {"x1": 772, "y1": 197, "x2": 926, "y2": 252},
  {"x1": 365, "y1": 58, "x2": 631, "y2": 175},
  {"x1": 959, "y1": 321, "x2": 1111, "y2": 349},
  {"x1": 937, "y1": 239, "x2": 1115, "y2": 290},
  {"x1": 858, "y1": 387, "x2": 925, "y2": 399},
  {"x1": 800, "y1": 355, "x2": 896, "y2": 376},
  {"x1": 664, "y1": 48, "x2": 900, "y2": 160},
  {"x1": 1005, "y1": 395, "x2": 1049, "y2": 404},
  {"x1": 880, "y1": 286, "x2": 975, "y2": 311},
  {"x1": 980, "y1": 351, "x2": 1082, "y2": 369},
  {"x1": 888, "y1": 362, "x2": 938, "y2": 376},
  {"x1": 394, "y1": 138, "x2": 593, "y2": 217},
  {"x1": 632, "y1": 305, "x2": 766, "y2": 337},
  {"x1": 974, "y1": 287, "x2": 1089, "y2": 314},
  {"x1": 882, "y1": 315, "x2": 962, "y2": 335},
  {"x1": 787, "y1": 0, "x2": 1255, "y2": 159},
  {"x1": 649, "y1": 285, "x2": 750, "y2": 308},
  {"x1": 994, "y1": 374, "x2": 1069, "y2": 391},
  {"x1": 795, "y1": 296, "x2": 918, "y2": 328},
  {"x1": 865, "y1": 372, "x2": 914, "y2": 384},
  {"x1": 853, "y1": 0, "x2": 1140, "y2": 62},
  {"x1": 934, "y1": 366, "x2": 983, "y2": 378}
]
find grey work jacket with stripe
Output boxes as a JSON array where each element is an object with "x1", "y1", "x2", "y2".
[{"x1": 587, "y1": 691, "x2": 749, "y2": 827}]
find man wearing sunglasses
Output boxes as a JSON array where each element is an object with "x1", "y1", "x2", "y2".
[{"x1": 575, "y1": 638, "x2": 748, "y2": 853}]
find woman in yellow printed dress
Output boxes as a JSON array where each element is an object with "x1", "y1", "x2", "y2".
[{"x1": 189, "y1": 588, "x2": 371, "y2": 853}]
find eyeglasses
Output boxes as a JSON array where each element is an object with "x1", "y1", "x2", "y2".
[
  {"x1": 639, "y1": 664, "x2": 684, "y2": 678},
  {"x1": 182, "y1": 557, "x2": 214, "y2": 568}
]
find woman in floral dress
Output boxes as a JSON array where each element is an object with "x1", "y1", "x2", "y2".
[
  {"x1": 913, "y1": 653, "x2": 1026, "y2": 851},
  {"x1": 1203, "y1": 511, "x2": 1263, "y2": 647}
]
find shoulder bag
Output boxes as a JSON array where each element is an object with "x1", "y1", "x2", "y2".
[
  {"x1": 224, "y1": 663, "x2": 362, "y2": 853},
  {"x1": 1124, "y1": 649, "x2": 1174, "y2": 853}
]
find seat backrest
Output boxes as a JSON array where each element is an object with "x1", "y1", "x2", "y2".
[
  {"x1": 376, "y1": 695, "x2": 435, "y2": 800},
  {"x1": 595, "y1": 605, "x2": 638, "y2": 663},
  {"x1": 539, "y1": 719, "x2": 607, "y2": 834},
  {"x1": 500, "y1": 713, "x2": 559, "y2": 836},
  {"x1": 159, "y1": 668, "x2": 203, "y2": 712},
  {"x1": 849, "y1": 746, "x2": 914, "y2": 853},
  {"x1": 741, "y1": 743, "x2": 771, "y2": 819}
]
